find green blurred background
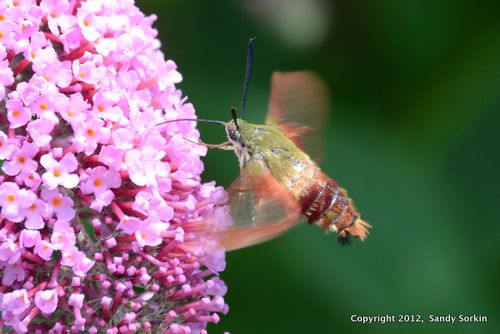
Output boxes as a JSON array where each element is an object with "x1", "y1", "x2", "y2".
[{"x1": 137, "y1": 1, "x2": 499, "y2": 333}]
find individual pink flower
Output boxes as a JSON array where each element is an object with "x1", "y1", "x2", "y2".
[
  {"x1": 59, "y1": 92, "x2": 90, "y2": 124},
  {"x1": 21, "y1": 198, "x2": 49, "y2": 230},
  {"x1": 40, "y1": 152, "x2": 79, "y2": 189},
  {"x1": 34, "y1": 289, "x2": 58, "y2": 315},
  {"x1": 98, "y1": 145, "x2": 123, "y2": 170},
  {"x1": 60, "y1": 246, "x2": 80, "y2": 267},
  {"x1": 0, "y1": 182, "x2": 36, "y2": 222},
  {"x1": 76, "y1": 1, "x2": 106, "y2": 42},
  {"x1": 0, "y1": 2, "x2": 230, "y2": 333},
  {"x1": 2, "y1": 142, "x2": 38, "y2": 176},
  {"x1": 90, "y1": 90, "x2": 123, "y2": 122},
  {"x1": 35, "y1": 59, "x2": 72, "y2": 88},
  {"x1": 16, "y1": 170, "x2": 42, "y2": 190},
  {"x1": 72, "y1": 60, "x2": 104, "y2": 85},
  {"x1": 71, "y1": 118, "x2": 110, "y2": 155},
  {"x1": 0, "y1": 238, "x2": 20, "y2": 263},
  {"x1": 135, "y1": 219, "x2": 168, "y2": 247},
  {"x1": 14, "y1": 80, "x2": 42, "y2": 108},
  {"x1": 117, "y1": 215, "x2": 142, "y2": 235},
  {"x1": 88, "y1": 190, "x2": 114, "y2": 212},
  {"x1": 2, "y1": 263, "x2": 26, "y2": 286},
  {"x1": 29, "y1": 91, "x2": 63, "y2": 124},
  {"x1": 34, "y1": 240, "x2": 56, "y2": 261},
  {"x1": 133, "y1": 190, "x2": 174, "y2": 222},
  {"x1": 0, "y1": 289, "x2": 30, "y2": 315},
  {"x1": 50, "y1": 221, "x2": 76, "y2": 250},
  {"x1": 13, "y1": 15, "x2": 41, "y2": 45},
  {"x1": 5, "y1": 97, "x2": 31, "y2": 128},
  {"x1": 40, "y1": 187, "x2": 76, "y2": 222},
  {"x1": 22, "y1": 31, "x2": 50, "y2": 64},
  {"x1": 39, "y1": 0, "x2": 72, "y2": 36},
  {"x1": 19, "y1": 230, "x2": 42, "y2": 248},
  {"x1": 26, "y1": 118, "x2": 54, "y2": 147},
  {"x1": 69, "y1": 250, "x2": 95, "y2": 277},
  {"x1": 80, "y1": 166, "x2": 121, "y2": 211},
  {"x1": 124, "y1": 146, "x2": 170, "y2": 186}
]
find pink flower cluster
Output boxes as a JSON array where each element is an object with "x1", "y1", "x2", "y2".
[{"x1": 0, "y1": 1, "x2": 230, "y2": 333}]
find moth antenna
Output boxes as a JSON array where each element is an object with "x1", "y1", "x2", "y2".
[
  {"x1": 182, "y1": 137, "x2": 233, "y2": 150},
  {"x1": 240, "y1": 37, "x2": 255, "y2": 119},
  {"x1": 158, "y1": 118, "x2": 226, "y2": 126},
  {"x1": 230, "y1": 107, "x2": 240, "y2": 131}
]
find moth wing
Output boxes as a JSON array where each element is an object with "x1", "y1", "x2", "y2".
[
  {"x1": 220, "y1": 160, "x2": 302, "y2": 251},
  {"x1": 265, "y1": 71, "x2": 330, "y2": 162}
]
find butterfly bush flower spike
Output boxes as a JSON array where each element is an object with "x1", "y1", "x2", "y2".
[{"x1": 0, "y1": 1, "x2": 230, "y2": 333}]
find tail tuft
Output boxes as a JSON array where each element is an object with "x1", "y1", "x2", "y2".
[{"x1": 346, "y1": 218, "x2": 372, "y2": 241}]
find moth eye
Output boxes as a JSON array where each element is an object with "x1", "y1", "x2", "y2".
[{"x1": 227, "y1": 128, "x2": 239, "y2": 141}]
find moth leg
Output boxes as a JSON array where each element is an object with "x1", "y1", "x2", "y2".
[{"x1": 182, "y1": 136, "x2": 234, "y2": 150}]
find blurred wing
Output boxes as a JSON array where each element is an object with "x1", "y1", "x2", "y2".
[
  {"x1": 221, "y1": 160, "x2": 302, "y2": 251},
  {"x1": 265, "y1": 71, "x2": 330, "y2": 162}
]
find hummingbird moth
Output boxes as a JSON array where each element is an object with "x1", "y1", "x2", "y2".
[
  {"x1": 215, "y1": 71, "x2": 371, "y2": 250},
  {"x1": 162, "y1": 40, "x2": 370, "y2": 251}
]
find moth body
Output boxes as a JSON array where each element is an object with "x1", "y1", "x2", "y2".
[{"x1": 225, "y1": 118, "x2": 370, "y2": 244}]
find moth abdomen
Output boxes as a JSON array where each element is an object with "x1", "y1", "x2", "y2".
[{"x1": 299, "y1": 170, "x2": 370, "y2": 242}]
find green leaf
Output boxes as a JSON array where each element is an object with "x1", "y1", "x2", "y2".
[
  {"x1": 80, "y1": 218, "x2": 97, "y2": 243},
  {"x1": 133, "y1": 285, "x2": 147, "y2": 294}
]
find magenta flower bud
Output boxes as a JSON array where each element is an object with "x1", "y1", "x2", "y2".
[{"x1": 0, "y1": 1, "x2": 230, "y2": 333}]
